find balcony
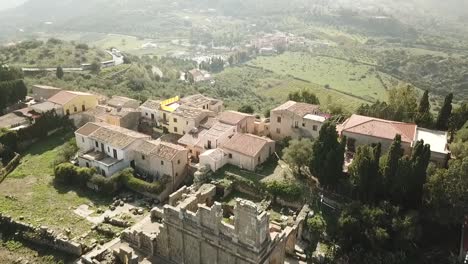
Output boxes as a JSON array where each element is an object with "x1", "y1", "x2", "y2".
[{"x1": 79, "y1": 150, "x2": 128, "y2": 177}]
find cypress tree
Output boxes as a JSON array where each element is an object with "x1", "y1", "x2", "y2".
[
  {"x1": 56, "y1": 66, "x2": 64, "y2": 79},
  {"x1": 436, "y1": 93, "x2": 453, "y2": 130},
  {"x1": 382, "y1": 135, "x2": 404, "y2": 199}
]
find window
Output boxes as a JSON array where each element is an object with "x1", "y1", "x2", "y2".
[
  {"x1": 186, "y1": 121, "x2": 188, "y2": 125},
  {"x1": 74, "y1": 106, "x2": 78, "y2": 112},
  {"x1": 176, "y1": 173, "x2": 179, "y2": 177},
  {"x1": 207, "y1": 140, "x2": 212, "y2": 149},
  {"x1": 203, "y1": 106, "x2": 206, "y2": 109},
  {"x1": 277, "y1": 116, "x2": 282, "y2": 123},
  {"x1": 151, "y1": 113, "x2": 154, "y2": 120},
  {"x1": 95, "y1": 141, "x2": 99, "y2": 147},
  {"x1": 66, "y1": 109, "x2": 70, "y2": 116},
  {"x1": 276, "y1": 128, "x2": 281, "y2": 134},
  {"x1": 82, "y1": 105, "x2": 86, "y2": 111},
  {"x1": 107, "y1": 147, "x2": 110, "y2": 152},
  {"x1": 258, "y1": 156, "x2": 261, "y2": 162},
  {"x1": 173, "y1": 118, "x2": 177, "y2": 123},
  {"x1": 113, "y1": 149, "x2": 118, "y2": 159},
  {"x1": 82, "y1": 137, "x2": 84, "y2": 143},
  {"x1": 85, "y1": 162, "x2": 90, "y2": 168},
  {"x1": 228, "y1": 153, "x2": 233, "y2": 159},
  {"x1": 142, "y1": 155, "x2": 145, "y2": 160},
  {"x1": 294, "y1": 121, "x2": 299, "y2": 128},
  {"x1": 313, "y1": 125, "x2": 318, "y2": 131},
  {"x1": 145, "y1": 112, "x2": 148, "y2": 116},
  {"x1": 302, "y1": 123, "x2": 306, "y2": 127},
  {"x1": 174, "y1": 127, "x2": 178, "y2": 133},
  {"x1": 161, "y1": 160, "x2": 164, "y2": 165},
  {"x1": 178, "y1": 160, "x2": 181, "y2": 164}
]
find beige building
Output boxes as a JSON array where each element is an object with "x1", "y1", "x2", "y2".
[
  {"x1": 180, "y1": 94, "x2": 223, "y2": 113},
  {"x1": 82, "y1": 105, "x2": 140, "y2": 130},
  {"x1": 221, "y1": 133, "x2": 276, "y2": 171},
  {"x1": 270, "y1": 101, "x2": 326, "y2": 140},
  {"x1": 48, "y1": 90, "x2": 98, "y2": 116},
  {"x1": 139, "y1": 99, "x2": 161, "y2": 125},
  {"x1": 106, "y1": 96, "x2": 140, "y2": 109},
  {"x1": 219, "y1": 111, "x2": 255, "y2": 134},
  {"x1": 162, "y1": 105, "x2": 212, "y2": 135},
  {"x1": 133, "y1": 140, "x2": 188, "y2": 191}
]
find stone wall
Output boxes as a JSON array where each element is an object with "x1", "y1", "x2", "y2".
[
  {"x1": 0, "y1": 214, "x2": 83, "y2": 256},
  {"x1": 122, "y1": 184, "x2": 290, "y2": 264}
]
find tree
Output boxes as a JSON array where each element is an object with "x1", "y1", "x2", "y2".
[
  {"x1": 89, "y1": 61, "x2": 101, "y2": 74},
  {"x1": 238, "y1": 105, "x2": 254, "y2": 114},
  {"x1": 435, "y1": 93, "x2": 453, "y2": 131},
  {"x1": 388, "y1": 85, "x2": 418, "y2": 122},
  {"x1": 283, "y1": 138, "x2": 314, "y2": 176},
  {"x1": 349, "y1": 144, "x2": 382, "y2": 203},
  {"x1": 449, "y1": 102, "x2": 468, "y2": 132},
  {"x1": 310, "y1": 122, "x2": 345, "y2": 190},
  {"x1": 424, "y1": 157, "x2": 468, "y2": 226},
  {"x1": 382, "y1": 135, "x2": 404, "y2": 201},
  {"x1": 415, "y1": 90, "x2": 433, "y2": 128},
  {"x1": 288, "y1": 90, "x2": 320, "y2": 105},
  {"x1": 407, "y1": 140, "x2": 431, "y2": 208},
  {"x1": 56, "y1": 66, "x2": 64, "y2": 79}
]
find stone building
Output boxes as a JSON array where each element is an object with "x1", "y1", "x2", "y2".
[{"x1": 120, "y1": 184, "x2": 295, "y2": 264}]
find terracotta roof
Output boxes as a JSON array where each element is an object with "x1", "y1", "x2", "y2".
[
  {"x1": 107, "y1": 96, "x2": 139, "y2": 108},
  {"x1": 140, "y1": 99, "x2": 161, "y2": 111},
  {"x1": 341, "y1": 114, "x2": 417, "y2": 143},
  {"x1": 77, "y1": 122, "x2": 150, "y2": 149},
  {"x1": 178, "y1": 129, "x2": 208, "y2": 147},
  {"x1": 272, "y1": 101, "x2": 320, "y2": 117},
  {"x1": 75, "y1": 122, "x2": 101, "y2": 136},
  {"x1": 0, "y1": 113, "x2": 29, "y2": 128},
  {"x1": 33, "y1": 85, "x2": 62, "y2": 90},
  {"x1": 173, "y1": 105, "x2": 209, "y2": 119},
  {"x1": 219, "y1": 111, "x2": 253, "y2": 125},
  {"x1": 137, "y1": 140, "x2": 186, "y2": 161},
  {"x1": 181, "y1": 94, "x2": 221, "y2": 108},
  {"x1": 48, "y1": 90, "x2": 95, "y2": 105},
  {"x1": 222, "y1": 133, "x2": 274, "y2": 157},
  {"x1": 206, "y1": 122, "x2": 236, "y2": 139}
]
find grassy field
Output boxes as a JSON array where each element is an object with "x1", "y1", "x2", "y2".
[
  {"x1": 212, "y1": 66, "x2": 367, "y2": 113},
  {"x1": 249, "y1": 52, "x2": 400, "y2": 103},
  {"x1": 0, "y1": 132, "x2": 111, "y2": 240}
]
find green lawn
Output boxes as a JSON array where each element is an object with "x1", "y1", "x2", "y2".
[
  {"x1": 0, "y1": 133, "x2": 112, "y2": 241},
  {"x1": 249, "y1": 52, "x2": 401, "y2": 103}
]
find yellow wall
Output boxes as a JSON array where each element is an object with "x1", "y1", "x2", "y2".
[{"x1": 64, "y1": 95, "x2": 98, "y2": 115}]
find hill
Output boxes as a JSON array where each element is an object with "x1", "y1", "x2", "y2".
[{"x1": 0, "y1": 39, "x2": 111, "y2": 68}]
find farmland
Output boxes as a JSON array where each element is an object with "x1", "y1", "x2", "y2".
[{"x1": 249, "y1": 52, "x2": 404, "y2": 103}]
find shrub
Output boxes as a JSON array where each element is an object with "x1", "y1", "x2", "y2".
[
  {"x1": 119, "y1": 169, "x2": 165, "y2": 194},
  {"x1": 264, "y1": 180, "x2": 303, "y2": 202},
  {"x1": 54, "y1": 163, "x2": 95, "y2": 187},
  {"x1": 89, "y1": 173, "x2": 123, "y2": 194}
]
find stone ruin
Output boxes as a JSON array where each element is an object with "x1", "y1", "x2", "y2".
[{"x1": 119, "y1": 184, "x2": 306, "y2": 264}]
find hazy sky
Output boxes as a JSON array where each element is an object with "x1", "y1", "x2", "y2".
[{"x1": 0, "y1": 0, "x2": 27, "y2": 11}]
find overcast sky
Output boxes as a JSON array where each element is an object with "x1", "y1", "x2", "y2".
[{"x1": 0, "y1": 0, "x2": 27, "y2": 11}]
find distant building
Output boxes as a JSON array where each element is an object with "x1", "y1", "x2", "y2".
[
  {"x1": 0, "y1": 112, "x2": 31, "y2": 130},
  {"x1": 219, "y1": 111, "x2": 256, "y2": 134},
  {"x1": 82, "y1": 105, "x2": 140, "y2": 130},
  {"x1": 139, "y1": 99, "x2": 161, "y2": 125},
  {"x1": 47, "y1": 90, "x2": 98, "y2": 116},
  {"x1": 106, "y1": 96, "x2": 140, "y2": 109},
  {"x1": 32, "y1": 85, "x2": 62, "y2": 102},
  {"x1": 270, "y1": 101, "x2": 326, "y2": 140}
]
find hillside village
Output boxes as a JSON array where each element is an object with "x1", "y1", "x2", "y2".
[{"x1": 0, "y1": 78, "x2": 458, "y2": 263}]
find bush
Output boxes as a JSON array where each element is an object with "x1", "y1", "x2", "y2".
[
  {"x1": 264, "y1": 180, "x2": 303, "y2": 202},
  {"x1": 89, "y1": 173, "x2": 123, "y2": 194},
  {"x1": 120, "y1": 169, "x2": 165, "y2": 194},
  {"x1": 54, "y1": 163, "x2": 95, "y2": 187}
]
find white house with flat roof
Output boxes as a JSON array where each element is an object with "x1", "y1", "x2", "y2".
[{"x1": 415, "y1": 128, "x2": 450, "y2": 167}]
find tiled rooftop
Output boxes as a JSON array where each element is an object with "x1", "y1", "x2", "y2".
[
  {"x1": 76, "y1": 122, "x2": 150, "y2": 149},
  {"x1": 107, "y1": 96, "x2": 139, "y2": 108},
  {"x1": 341, "y1": 114, "x2": 417, "y2": 143},
  {"x1": 219, "y1": 111, "x2": 253, "y2": 126},
  {"x1": 48, "y1": 90, "x2": 95, "y2": 105},
  {"x1": 272, "y1": 101, "x2": 320, "y2": 117},
  {"x1": 180, "y1": 94, "x2": 220, "y2": 108},
  {"x1": 137, "y1": 140, "x2": 186, "y2": 160},
  {"x1": 140, "y1": 99, "x2": 161, "y2": 111},
  {"x1": 222, "y1": 133, "x2": 274, "y2": 157}
]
